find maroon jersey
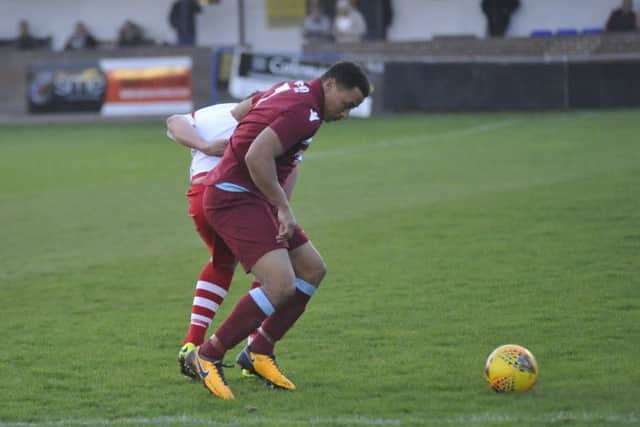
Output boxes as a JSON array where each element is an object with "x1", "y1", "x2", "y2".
[{"x1": 204, "y1": 79, "x2": 325, "y2": 198}]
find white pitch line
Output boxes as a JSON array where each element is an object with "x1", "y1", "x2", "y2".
[
  {"x1": 433, "y1": 412, "x2": 639, "y2": 425},
  {"x1": 1, "y1": 412, "x2": 638, "y2": 427},
  {"x1": 304, "y1": 118, "x2": 521, "y2": 160},
  {"x1": 0, "y1": 416, "x2": 399, "y2": 427},
  {"x1": 307, "y1": 109, "x2": 604, "y2": 161}
]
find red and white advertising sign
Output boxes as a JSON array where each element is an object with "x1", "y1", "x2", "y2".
[{"x1": 100, "y1": 57, "x2": 193, "y2": 116}]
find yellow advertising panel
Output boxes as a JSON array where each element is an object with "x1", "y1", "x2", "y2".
[{"x1": 266, "y1": 0, "x2": 306, "y2": 28}]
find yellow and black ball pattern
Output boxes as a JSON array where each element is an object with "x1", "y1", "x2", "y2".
[{"x1": 484, "y1": 344, "x2": 538, "y2": 392}]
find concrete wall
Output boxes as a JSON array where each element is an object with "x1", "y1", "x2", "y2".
[{"x1": 1, "y1": 0, "x2": 637, "y2": 52}]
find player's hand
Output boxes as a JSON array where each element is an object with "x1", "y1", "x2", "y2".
[{"x1": 276, "y1": 205, "x2": 296, "y2": 242}]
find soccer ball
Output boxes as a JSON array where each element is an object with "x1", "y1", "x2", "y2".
[{"x1": 484, "y1": 344, "x2": 538, "y2": 393}]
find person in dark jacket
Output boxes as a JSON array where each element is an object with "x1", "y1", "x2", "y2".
[
  {"x1": 64, "y1": 21, "x2": 98, "y2": 50},
  {"x1": 169, "y1": 0, "x2": 202, "y2": 46},
  {"x1": 118, "y1": 20, "x2": 146, "y2": 47},
  {"x1": 606, "y1": 0, "x2": 637, "y2": 32},
  {"x1": 481, "y1": 0, "x2": 520, "y2": 37},
  {"x1": 16, "y1": 20, "x2": 38, "y2": 50}
]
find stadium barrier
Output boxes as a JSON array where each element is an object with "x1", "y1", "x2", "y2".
[
  {"x1": 4, "y1": 33, "x2": 640, "y2": 117},
  {"x1": 382, "y1": 55, "x2": 640, "y2": 111},
  {"x1": 27, "y1": 57, "x2": 194, "y2": 115},
  {"x1": 219, "y1": 50, "x2": 379, "y2": 117},
  {"x1": 303, "y1": 33, "x2": 640, "y2": 112},
  {"x1": 2, "y1": 46, "x2": 212, "y2": 116}
]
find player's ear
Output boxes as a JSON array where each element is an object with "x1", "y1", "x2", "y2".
[{"x1": 323, "y1": 77, "x2": 337, "y2": 91}]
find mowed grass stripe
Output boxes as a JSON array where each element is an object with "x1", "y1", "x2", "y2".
[
  {"x1": 0, "y1": 412, "x2": 638, "y2": 426},
  {"x1": 1, "y1": 110, "x2": 639, "y2": 427}
]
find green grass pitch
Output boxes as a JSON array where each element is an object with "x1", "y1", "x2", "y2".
[{"x1": 0, "y1": 110, "x2": 638, "y2": 426}]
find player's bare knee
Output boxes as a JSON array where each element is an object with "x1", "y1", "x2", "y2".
[
  {"x1": 278, "y1": 276, "x2": 297, "y2": 300},
  {"x1": 298, "y1": 259, "x2": 327, "y2": 286},
  {"x1": 260, "y1": 265, "x2": 295, "y2": 297},
  {"x1": 310, "y1": 260, "x2": 327, "y2": 286},
  {"x1": 282, "y1": 281, "x2": 297, "y2": 300},
  {"x1": 263, "y1": 278, "x2": 297, "y2": 309}
]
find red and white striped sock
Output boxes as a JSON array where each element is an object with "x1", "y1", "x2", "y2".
[{"x1": 182, "y1": 262, "x2": 233, "y2": 346}]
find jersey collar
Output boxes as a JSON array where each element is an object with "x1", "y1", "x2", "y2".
[{"x1": 308, "y1": 78, "x2": 325, "y2": 121}]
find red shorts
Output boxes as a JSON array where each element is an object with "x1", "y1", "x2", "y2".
[
  {"x1": 186, "y1": 184, "x2": 236, "y2": 269},
  {"x1": 203, "y1": 185, "x2": 309, "y2": 272}
]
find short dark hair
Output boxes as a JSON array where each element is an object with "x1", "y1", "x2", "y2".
[{"x1": 320, "y1": 61, "x2": 370, "y2": 98}]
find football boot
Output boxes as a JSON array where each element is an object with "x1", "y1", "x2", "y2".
[
  {"x1": 178, "y1": 343, "x2": 197, "y2": 380},
  {"x1": 236, "y1": 346, "x2": 296, "y2": 390},
  {"x1": 186, "y1": 347, "x2": 235, "y2": 400}
]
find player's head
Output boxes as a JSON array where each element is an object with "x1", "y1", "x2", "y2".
[{"x1": 320, "y1": 61, "x2": 370, "y2": 122}]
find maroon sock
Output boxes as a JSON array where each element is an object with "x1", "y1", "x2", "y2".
[
  {"x1": 250, "y1": 288, "x2": 311, "y2": 354},
  {"x1": 248, "y1": 280, "x2": 261, "y2": 342},
  {"x1": 199, "y1": 337, "x2": 226, "y2": 361},
  {"x1": 200, "y1": 289, "x2": 273, "y2": 360}
]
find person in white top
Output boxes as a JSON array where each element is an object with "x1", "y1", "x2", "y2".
[
  {"x1": 332, "y1": 0, "x2": 367, "y2": 43},
  {"x1": 166, "y1": 98, "x2": 299, "y2": 379}
]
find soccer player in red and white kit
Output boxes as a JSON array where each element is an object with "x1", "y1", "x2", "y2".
[
  {"x1": 166, "y1": 99, "x2": 299, "y2": 379},
  {"x1": 166, "y1": 101, "x2": 247, "y2": 377},
  {"x1": 184, "y1": 61, "x2": 371, "y2": 400}
]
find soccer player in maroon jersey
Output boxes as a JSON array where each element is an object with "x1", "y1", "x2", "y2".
[
  {"x1": 184, "y1": 61, "x2": 371, "y2": 399},
  {"x1": 166, "y1": 99, "x2": 299, "y2": 380}
]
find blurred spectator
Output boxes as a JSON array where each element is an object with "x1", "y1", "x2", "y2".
[
  {"x1": 169, "y1": 0, "x2": 202, "y2": 46},
  {"x1": 64, "y1": 21, "x2": 98, "y2": 50},
  {"x1": 303, "y1": 0, "x2": 332, "y2": 42},
  {"x1": 332, "y1": 0, "x2": 367, "y2": 43},
  {"x1": 359, "y1": 0, "x2": 393, "y2": 41},
  {"x1": 16, "y1": 20, "x2": 38, "y2": 50},
  {"x1": 606, "y1": 0, "x2": 637, "y2": 32},
  {"x1": 481, "y1": 0, "x2": 520, "y2": 37},
  {"x1": 118, "y1": 20, "x2": 146, "y2": 47}
]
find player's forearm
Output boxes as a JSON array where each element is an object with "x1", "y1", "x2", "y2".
[
  {"x1": 166, "y1": 115, "x2": 209, "y2": 151},
  {"x1": 199, "y1": 139, "x2": 228, "y2": 156},
  {"x1": 231, "y1": 97, "x2": 253, "y2": 121},
  {"x1": 246, "y1": 155, "x2": 289, "y2": 209},
  {"x1": 282, "y1": 167, "x2": 298, "y2": 200}
]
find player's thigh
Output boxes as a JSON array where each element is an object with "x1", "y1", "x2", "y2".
[
  {"x1": 204, "y1": 187, "x2": 287, "y2": 273},
  {"x1": 211, "y1": 233, "x2": 237, "y2": 271},
  {"x1": 288, "y1": 240, "x2": 327, "y2": 286},
  {"x1": 251, "y1": 248, "x2": 296, "y2": 308},
  {"x1": 187, "y1": 185, "x2": 215, "y2": 249}
]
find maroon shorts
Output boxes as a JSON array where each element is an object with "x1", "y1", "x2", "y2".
[
  {"x1": 186, "y1": 184, "x2": 236, "y2": 269},
  {"x1": 203, "y1": 185, "x2": 309, "y2": 272}
]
